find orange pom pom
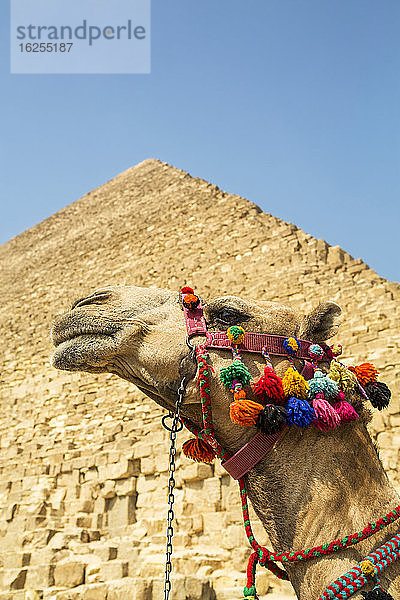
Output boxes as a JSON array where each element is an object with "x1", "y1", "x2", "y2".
[
  {"x1": 234, "y1": 389, "x2": 246, "y2": 401},
  {"x1": 348, "y1": 363, "x2": 379, "y2": 386},
  {"x1": 230, "y1": 399, "x2": 263, "y2": 427},
  {"x1": 182, "y1": 438, "x2": 216, "y2": 463}
]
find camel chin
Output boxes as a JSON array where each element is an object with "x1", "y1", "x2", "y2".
[{"x1": 50, "y1": 334, "x2": 117, "y2": 372}]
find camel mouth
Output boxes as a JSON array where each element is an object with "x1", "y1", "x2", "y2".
[{"x1": 51, "y1": 322, "x2": 122, "y2": 347}]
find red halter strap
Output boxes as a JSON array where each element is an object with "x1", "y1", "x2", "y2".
[{"x1": 183, "y1": 294, "x2": 329, "y2": 361}]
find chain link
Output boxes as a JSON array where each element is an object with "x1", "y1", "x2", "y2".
[{"x1": 162, "y1": 377, "x2": 186, "y2": 600}]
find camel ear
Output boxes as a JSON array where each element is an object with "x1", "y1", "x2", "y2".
[{"x1": 298, "y1": 301, "x2": 342, "y2": 342}]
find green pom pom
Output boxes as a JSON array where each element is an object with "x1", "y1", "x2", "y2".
[
  {"x1": 243, "y1": 585, "x2": 257, "y2": 598},
  {"x1": 220, "y1": 362, "x2": 252, "y2": 387}
]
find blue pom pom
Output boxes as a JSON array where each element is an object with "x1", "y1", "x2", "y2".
[
  {"x1": 307, "y1": 370, "x2": 339, "y2": 400},
  {"x1": 286, "y1": 396, "x2": 315, "y2": 428}
]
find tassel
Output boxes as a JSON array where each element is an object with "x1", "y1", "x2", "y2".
[
  {"x1": 182, "y1": 438, "x2": 216, "y2": 463},
  {"x1": 333, "y1": 400, "x2": 359, "y2": 423},
  {"x1": 285, "y1": 396, "x2": 315, "y2": 428},
  {"x1": 361, "y1": 588, "x2": 394, "y2": 599},
  {"x1": 256, "y1": 404, "x2": 287, "y2": 435},
  {"x1": 348, "y1": 363, "x2": 379, "y2": 386},
  {"x1": 252, "y1": 366, "x2": 285, "y2": 405},
  {"x1": 220, "y1": 361, "x2": 252, "y2": 388},
  {"x1": 312, "y1": 393, "x2": 341, "y2": 431},
  {"x1": 307, "y1": 370, "x2": 339, "y2": 401},
  {"x1": 230, "y1": 399, "x2": 263, "y2": 427},
  {"x1": 242, "y1": 585, "x2": 257, "y2": 600},
  {"x1": 365, "y1": 381, "x2": 391, "y2": 410},
  {"x1": 329, "y1": 361, "x2": 357, "y2": 394},
  {"x1": 282, "y1": 367, "x2": 309, "y2": 400}
]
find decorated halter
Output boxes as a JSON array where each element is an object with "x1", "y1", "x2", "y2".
[{"x1": 175, "y1": 287, "x2": 395, "y2": 600}]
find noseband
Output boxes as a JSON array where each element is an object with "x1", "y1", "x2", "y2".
[{"x1": 163, "y1": 287, "x2": 398, "y2": 600}]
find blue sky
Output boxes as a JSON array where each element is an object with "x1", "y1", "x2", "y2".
[{"x1": 1, "y1": 1, "x2": 399, "y2": 281}]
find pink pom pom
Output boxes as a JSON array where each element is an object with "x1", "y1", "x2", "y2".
[
  {"x1": 333, "y1": 400, "x2": 359, "y2": 423},
  {"x1": 337, "y1": 390, "x2": 346, "y2": 401},
  {"x1": 312, "y1": 393, "x2": 341, "y2": 431}
]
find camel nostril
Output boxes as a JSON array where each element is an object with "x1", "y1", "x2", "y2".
[{"x1": 71, "y1": 291, "x2": 112, "y2": 310}]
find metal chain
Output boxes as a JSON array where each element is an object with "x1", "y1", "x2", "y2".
[{"x1": 162, "y1": 377, "x2": 186, "y2": 600}]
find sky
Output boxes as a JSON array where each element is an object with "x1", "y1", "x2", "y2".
[{"x1": 1, "y1": 0, "x2": 399, "y2": 281}]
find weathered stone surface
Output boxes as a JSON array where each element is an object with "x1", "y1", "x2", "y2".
[
  {"x1": 0, "y1": 159, "x2": 399, "y2": 599},
  {"x1": 53, "y1": 561, "x2": 85, "y2": 588}
]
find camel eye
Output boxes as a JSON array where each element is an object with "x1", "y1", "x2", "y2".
[{"x1": 216, "y1": 307, "x2": 242, "y2": 326}]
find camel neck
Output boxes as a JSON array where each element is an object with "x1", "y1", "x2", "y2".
[{"x1": 244, "y1": 422, "x2": 400, "y2": 598}]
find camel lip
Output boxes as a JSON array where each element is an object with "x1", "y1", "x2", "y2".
[{"x1": 51, "y1": 324, "x2": 122, "y2": 347}]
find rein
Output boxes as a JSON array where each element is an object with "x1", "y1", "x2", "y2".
[{"x1": 162, "y1": 288, "x2": 397, "y2": 600}]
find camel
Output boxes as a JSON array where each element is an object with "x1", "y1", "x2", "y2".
[{"x1": 50, "y1": 284, "x2": 400, "y2": 599}]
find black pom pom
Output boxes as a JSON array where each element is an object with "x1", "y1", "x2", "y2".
[
  {"x1": 365, "y1": 381, "x2": 391, "y2": 410},
  {"x1": 361, "y1": 588, "x2": 394, "y2": 599},
  {"x1": 256, "y1": 404, "x2": 287, "y2": 435}
]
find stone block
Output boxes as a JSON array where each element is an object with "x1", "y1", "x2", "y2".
[
  {"x1": 53, "y1": 560, "x2": 85, "y2": 588},
  {"x1": 106, "y1": 577, "x2": 152, "y2": 600},
  {"x1": 98, "y1": 459, "x2": 139, "y2": 481}
]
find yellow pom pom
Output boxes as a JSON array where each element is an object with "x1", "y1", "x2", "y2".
[
  {"x1": 227, "y1": 326, "x2": 245, "y2": 345},
  {"x1": 360, "y1": 559, "x2": 375, "y2": 575},
  {"x1": 328, "y1": 362, "x2": 357, "y2": 393},
  {"x1": 282, "y1": 367, "x2": 309, "y2": 400}
]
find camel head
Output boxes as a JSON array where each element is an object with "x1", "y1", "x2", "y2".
[{"x1": 51, "y1": 285, "x2": 342, "y2": 421}]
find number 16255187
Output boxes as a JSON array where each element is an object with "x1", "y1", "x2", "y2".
[{"x1": 19, "y1": 42, "x2": 73, "y2": 53}]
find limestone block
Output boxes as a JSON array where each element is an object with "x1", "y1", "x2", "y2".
[
  {"x1": 140, "y1": 457, "x2": 155, "y2": 475},
  {"x1": 53, "y1": 560, "x2": 85, "y2": 588},
  {"x1": 115, "y1": 477, "x2": 137, "y2": 496},
  {"x1": 181, "y1": 464, "x2": 213, "y2": 482},
  {"x1": 55, "y1": 583, "x2": 108, "y2": 600},
  {"x1": 203, "y1": 477, "x2": 221, "y2": 504},
  {"x1": 105, "y1": 495, "x2": 136, "y2": 530},
  {"x1": 106, "y1": 577, "x2": 152, "y2": 600},
  {"x1": 2, "y1": 568, "x2": 27, "y2": 590},
  {"x1": 96, "y1": 559, "x2": 128, "y2": 581},
  {"x1": 25, "y1": 564, "x2": 53, "y2": 589},
  {"x1": 136, "y1": 475, "x2": 158, "y2": 495},
  {"x1": 100, "y1": 479, "x2": 116, "y2": 499},
  {"x1": 98, "y1": 459, "x2": 139, "y2": 481}
]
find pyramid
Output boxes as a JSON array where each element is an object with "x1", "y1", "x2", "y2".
[{"x1": 0, "y1": 159, "x2": 399, "y2": 599}]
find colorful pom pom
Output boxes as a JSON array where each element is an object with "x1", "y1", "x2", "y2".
[
  {"x1": 282, "y1": 367, "x2": 309, "y2": 400},
  {"x1": 285, "y1": 396, "x2": 315, "y2": 428},
  {"x1": 307, "y1": 370, "x2": 339, "y2": 401},
  {"x1": 182, "y1": 293, "x2": 200, "y2": 310},
  {"x1": 180, "y1": 286, "x2": 194, "y2": 294},
  {"x1": 309, "y1": 344, "x2": 324, "y2": 361},
  {"x1": 227, "y1": 325, "x2": 245, "y2": 345},
  {"x1": 333, "y1": 400, "x2": 359, "y2": 423},
  {"x1": 365, "y1": 381, "x2": 391, "y2": 410},
  {"x1": 256, "y1": 404, "x2": 287, "y2": 435},
  {"x1": 182, "y1": 438, "x2": 216, "y2": 463},
  {"x1": 328, "y1": 362, "x2": 357, "y2": 394},
  {"x1": 330, "y1": 343, "x2": 343, "y2": 357},
  {"x1": 230, "y1": 399, "x2": 263, "y2": 427},
  {"x1": 348, "y1": 363, "x2": 379, "y2": 387},
  {"x1": 220, "y1": 362, "x2": 252, "y2": 387},
  {"x1": 312, "y1": 393, "x2": 341, "y2": 431},
  {"x1": 283, "y1": 336, "x2": 299, "y2": 355},
  {"x1": 252, "y1": 366, "x2": 285, "y2": 405}
]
